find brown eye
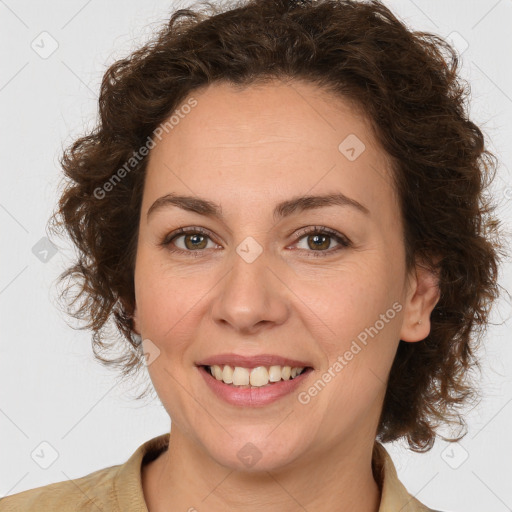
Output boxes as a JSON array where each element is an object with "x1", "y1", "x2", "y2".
[
  {"x1": 182, "y1": 233, "x2": 208, "y2": 250},
  {"x1": 292, "y1": 226, "x2": 351, "y2": 257},
  {"x1": 162, "y1": 227, "x2": 217, "y2": 254},
  {"x1": 304, "y1": 233, "x2": 331, "y2": 251}
]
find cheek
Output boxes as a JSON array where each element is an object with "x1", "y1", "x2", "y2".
[
  {"x1": 299, "y1": 273, "x2": 401, "y2": 434},
  {"x1": 295, "y1": 257, "x2": 403, "y2": 377},
  {"x1": 134, "y1": 251, "x2": 190, "y2": 336},
  {"x1": 134, "y1": 248, "x2": 223, "y2": 356},
  {"x1": 298, "y1": 258, "x2": 398, "y2": 332}
]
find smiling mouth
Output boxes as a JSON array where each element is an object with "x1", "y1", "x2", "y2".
[{"x1": 201, "y1": 364, "x2": 314, "y2": 388}]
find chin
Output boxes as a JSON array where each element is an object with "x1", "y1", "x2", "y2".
[{"x1": 202, "y1": 431, "x2": 306, "y2": 473}]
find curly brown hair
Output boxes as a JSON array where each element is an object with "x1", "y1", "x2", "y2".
[{"x1": 49, "y1": 0, "x2": 508, "y2": 452}]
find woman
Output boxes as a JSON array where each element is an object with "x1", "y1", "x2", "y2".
[{"x1": 1, "y1": 0, "x2": 505, "y2": 510}]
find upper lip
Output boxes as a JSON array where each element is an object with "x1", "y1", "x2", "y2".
[{"x1": 196, "y1": 353, "x2": 314, "y2": 369}]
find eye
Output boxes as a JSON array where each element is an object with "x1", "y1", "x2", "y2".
[
  {"x1": 161, "y1": 227, "x2": 219, "y2": 256},
  {"x1": 290, "y1": 226, "x2": 351, "y2": 257}
]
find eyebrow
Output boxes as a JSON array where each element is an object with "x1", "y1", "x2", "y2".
[{"x1": 146, "y1": 191, "x2": 370, "y2": 222}]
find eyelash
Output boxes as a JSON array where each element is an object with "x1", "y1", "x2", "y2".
[{"x1": 160, "y1": 226, "x2": 351, "y2": 258}]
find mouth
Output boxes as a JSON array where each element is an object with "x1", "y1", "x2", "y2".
[
  {"x1": 195, "y1": 353, "x2": 315, "y2": 406},
  {"x1": 200, "y1": 364, "x2": 314, "y2": 388},
  {"x1": 196, "y1": 362, "x2": 315, "y2": 407},
  {"x1": 196, "y1": 354, "x2": 313, "y2": 387}
]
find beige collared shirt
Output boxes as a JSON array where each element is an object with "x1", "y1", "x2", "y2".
[{"x1": 0, "y1": 433, "x2": 442, "y2": 511}]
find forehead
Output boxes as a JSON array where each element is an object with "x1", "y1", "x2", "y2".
[
  {"x1": 144, "y1": 79, "x2": 398, "y2": 223},
  {"x1": 155, "y1": 79, "x2": 376, "y2": 154}
]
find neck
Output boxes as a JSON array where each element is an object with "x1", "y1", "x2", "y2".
[{"x1": 142, "y1": 426, "x2": 381, "y2": 512}]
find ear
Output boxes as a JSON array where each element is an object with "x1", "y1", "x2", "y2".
[{"x1": 400, "y1": 257, "x2": 441, "y2": 342}]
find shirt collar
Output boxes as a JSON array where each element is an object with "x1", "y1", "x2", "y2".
[
  {"x1": 372, "y1": 441, "x2": 430, "y2": 511},
  {"x1": 114, "y1": 433, "x2": 428, "y2": 512},
  {"x1": 114, "y1": 432, "x2": 169, "y2": 511}
]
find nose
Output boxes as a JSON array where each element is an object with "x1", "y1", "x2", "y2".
[{"x1": 211, "y1": 248, "x2": 290, "y2": 335}]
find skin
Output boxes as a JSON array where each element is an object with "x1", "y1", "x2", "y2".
[{"x1": 133, "y1": 78, "x2": 440, "y2": 512}]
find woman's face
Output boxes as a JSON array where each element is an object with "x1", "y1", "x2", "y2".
[{"x1": 133, "y1": 79, "x2": 435, "y2": 471}]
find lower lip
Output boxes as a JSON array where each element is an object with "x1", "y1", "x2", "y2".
[{"x1": 197, "y1": 365, "x2": 313, "y2": 407}]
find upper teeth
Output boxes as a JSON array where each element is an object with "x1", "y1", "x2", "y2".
[{"x1": 208, "y1": 365, "x2": 306, "y2": 387}]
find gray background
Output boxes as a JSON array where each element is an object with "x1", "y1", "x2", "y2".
[{"x1": 1, "y1": 0, "x2": 511, "y2": 510}]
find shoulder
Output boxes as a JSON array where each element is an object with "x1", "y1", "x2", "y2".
[
  {"x1": 403, "y1": 490, "x2": 457, "y2": 512},
  {"x1": 407, "y1": 494, "x2": 457, "y2": 512},
  {"x1": 373, "y1": 441, "x2": 457, "y2": 512},
  {"x1": 0, "y1": 464, "x2": 120, "y2": 511},
  {"x1": 0, "y1": 433, "x2": 170, "y2": 512}
]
